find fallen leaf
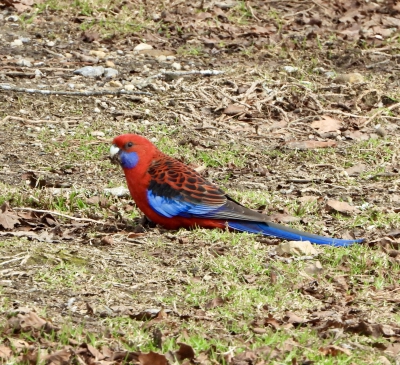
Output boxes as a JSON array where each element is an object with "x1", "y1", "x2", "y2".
[
  {"x1": 319, "y1": 345, "x2": 351, "y2": 356},
  {"x1": 326, "y1": 200, "x2": 358, "y2": 214},
  {"x1": 45, "y1": 349, "x2": 73, "y2": 365},
  {"x1": 0, "y1": 211, "x2": 20, "y2": 229},
  {"x1": 138, "y1": 351, "x2": 168, "y2": 365},
  {"x1": 284, "y1": 312, "x2": 306, "y2": 324},
  {"x1": 334, "y1": 73, "x2": 364, "y2": 84},
  {"x1": 276, "y1": 241, "x2": 318, "y2": 256},
  {"x1": 175, "y1": 343, "x2": 195, "y2": 362},
  {"x1": 286, "y1": 140, "x2": 337, "y2": 150},
  {"x1": 345, "y1": 163, "x2": 366, "y2": 176},
  {"x1": 311, "y1": 116, "x2": 342, "y2": 133},
  {"x1": 0, "y1": 345, "x2": 12, "y2": 360},
  {"x1": 269, "y1": 213, "x2": 300, "y2": 223},
  {"x1": 205, "y1": 297, "x2": 225, "y2": 310},
  {"x1": 223, "y1": 104, "x2": 246, "y2": 115}
]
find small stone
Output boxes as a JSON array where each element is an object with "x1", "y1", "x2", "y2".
[
  {"x1": 16, "y1": 59, "x2": 32, "y2": 67},
  {"x1": 20, "y1": 37, "x2": 30, "y2": 43},
  {"x1": 375, "y1": 124, "x2": 386, "y2": 137},
  {"x1": 334, "y1": 73, "x2": 364, "y2": 84},
  {"x1": 134, "y1": 43, "x2": 153, "y2": 51},
  {"x1": 117, "y1": 50, "x2": 124, "y2": 55},
  {"x1": 46, "y1": 41, "x2": 55, "y2": 47},
  {"x1": 283, "y1": 66, "x2": 298, "y2": 73},
  {"x1": 304, "y1": 261, "x2": 323, "y2": 276},
  {"x1": 68, "y1": 84, "x2": 75, "y2": 89},
  {"x1": 104, "y1": 186, "x2": 130, "y2": 197},
  {"x1": 166, "y1": 55, "x2": 176, "y2": 61},
  {"x1": 7, "y1": 15, "x2": 19, "y2": 22},
  {"x1": 34, "y1": 69, "x2": 43, "y2": 77},
  {"x1": 171, "y1": 62, "x2": 181, "y2": 70},
  {"x1": 94, "y1": 107, "x2": 101, "y2": 113},
  {"x1": 89, "y1": 50, "x2": 106, "y2": 59},
  {"x1": 103, "y1": 68, "x2": 118, "y2": 78},
  {"x1": 124, "y1": 84, "x2": 134, "y2": 91},
  {"x1": 105, "y1": 60, "x2": 115, "y2": 67},
  {"x1": 276, "y1": 241, "x2": 318, "y2": 256},
  {"x1": 73, "y1": 66, "x2": 104, "y2": 77},
  {"x1": 91, "y1": 131, "x2": 105, "y2": 137},
  {"x1": 157, "y1": 55, "x2": 167, "y2": 62},
  {"x1": 108, "y1": 80, "x2": 122, "y2": 88},
  {"x1": 10, "y1": 39, "x2": 23, "y2": 47},
  {"x1": 64, "y1": 53, "x2": 73, "y2": 58}
]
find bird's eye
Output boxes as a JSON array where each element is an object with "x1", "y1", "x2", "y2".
[{"x1": 125, "y1": 142, "x2": 133, "y2": 149}]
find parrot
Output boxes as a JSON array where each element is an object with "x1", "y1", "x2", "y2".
[{"x1": 110, "y1": 134, "x2": 363, "y2": 247}]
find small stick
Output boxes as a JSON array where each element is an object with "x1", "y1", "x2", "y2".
[
  {"x1": 0, "y1": 84, "x2": 152, "y2": 96},
  {"x1": 14, "y1": 207, "x2": 104, "y2": 224},
  {"x1": 362, "y1": 102, "x2": 400, "y2": 127}
]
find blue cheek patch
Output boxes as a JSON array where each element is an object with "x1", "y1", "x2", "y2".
[{"x1": 120, "y1": 151, "x2": 139, "y2": 169}]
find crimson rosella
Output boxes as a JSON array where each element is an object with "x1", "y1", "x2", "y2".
[{"x1": 110, "y1": 134, "x2": 363, "y2": 247}]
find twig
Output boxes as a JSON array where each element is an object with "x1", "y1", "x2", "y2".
[
  {"x1": 0, "y1": 84, "x2": 152, "y2": 96},
  {"x1": 13, "y1": 207, "x2": 105, "y2": 224},
  {"x1": 362, "y1": 102, "x2": 400, "y2": 127},
  {"x1": 211, "y1": 86, "x2": 251, "y2": 108},
  {"x1": 2, "y1": 115, "x2": 80, "y2": 124}
]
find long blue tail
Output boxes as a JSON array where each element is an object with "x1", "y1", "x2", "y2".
[{"x1": 228, "y1": 221, "x2": 363, "y2": 247}]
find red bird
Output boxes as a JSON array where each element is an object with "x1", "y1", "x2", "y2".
[{"x1": 110, "y1": 134, "x2": 363, "y2": 247}]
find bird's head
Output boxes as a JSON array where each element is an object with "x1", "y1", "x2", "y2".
[{"x1": 110, "y1": 134, "x2": 156, "y2": 169}]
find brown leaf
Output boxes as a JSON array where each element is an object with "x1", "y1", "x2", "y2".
[
  {"x1": 284, "y1": 312, "x2": 306, "y2": 324},
  {"x1": 19, "y1": 311, "x2": 47, "y2": 331},
  {"x1": 175, "y1": 343, "x2": 195, "y2": 362},
  {"x1": 319, "y1": 345, "x2": 351, "y2": 356},
  {"x1": 0, "y1": 345, "x2": 12, "y2": 360},
  {"x1": 44, "y1": 348, "x2": 73, "y2": 365},
  {"x1": 205, "y1": 297, "x2": 225, "y2": 310},
  {"x1": 265, "y1": 314, "x2": 281, "y2": 330},
  {"x1": 0, "y1": 210, "x2": 20, "y2": 230},
  {"x1": 269, "y1": 213, "x2": 300, "y2": 224},
  {"x1": 326, "y1": 200, "x2": 358, "y2": 214},
  {"x1": 286, "y1": 140, "x2": 337, "y2": 150},
  {"x1": 345, "y1": 163, "x2": 366, "y2": 176},
  {"x1": 223, "y1": 104, "x2": 246, "y2": 116},
  {"x1": 311, "y1": 116, "x2": 342, "y2": 133},
  {"x1": 138, "y1": 351, "x2": 168, "y2": 365}
]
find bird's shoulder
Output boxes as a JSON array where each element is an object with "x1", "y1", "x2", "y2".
[{"x1": 147, "y1": 153, "x2": 226, "y2": 205}]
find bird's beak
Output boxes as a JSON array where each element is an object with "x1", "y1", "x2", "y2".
[{"x1": 110, "y1": 144, "x2": 121, "y2": 165}]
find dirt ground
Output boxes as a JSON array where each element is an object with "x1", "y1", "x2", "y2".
[{"x1": 1, "y1": 1, "x2": 400, "y2": 364}]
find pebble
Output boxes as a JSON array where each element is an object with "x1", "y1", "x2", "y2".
[
  {"x1": 94, "y1": 107, "x2": 101, "y2": 113},
  {"x1": 157, "y1": 55, "x2": 167, "y2": 62},
  {"x1": 124, "y1": 84, "x2": 134, "y2": 91},
  {"x1": 103, "y1": 67, "x2": 118, "y2": 78},
  {"x1": 16, "y1": 59, "x2": 32, "y2": 67},
  {"x1": 73, "y1": 66, "x2": 104, "y2": 77},
  {"x1": 116, "y1": 50, "x2": 124, "y2": 55},
  {"x1": 10, "y1": 39, "x2": 23, "y2": 47},
  {"x1": 283, "y1": 66, "x2": 298, "y2": 73},
  {"x1": 64, "y1": 53, "x2": 73, "y2": 58},
  {"x1": 34, "y1": 69, "x2": 43, "y2": 77},
  {"x1": 46, "y1": 41, "x2": 55, "y2": 47},
  {"x1": 7, "y1": 15, "x2": 19, "y2": 22},
  {"x1": 104, "y1": 186, "x2": 130, "y2": 197},
  {"x1": 20, "y1": 37, "x2": 30, "y2": 43},
  {"x1": 68, "y1": 84, "x2": 75, "y2": 89},
  {"x1": 166, "y1": 55, "x2": 176, "y2": 61},
  {"x1": 90, "y1": 50, "x2": 106, "y2": 59},
  {"x1": 171, "y1": 62, "x2": 181, "y2": 70},
  {"x1": 108, "y1": 80, "x2": 122, "y2": 88},
  {"x1": 91, "y1": 131, "x2": 105, "y2": 137},
  {"x1": 134, "y1": 43, "x2": 153, "y2": 51},
  {"x1": 105, "y1": 60, "x2": 115, "y2": 67}
]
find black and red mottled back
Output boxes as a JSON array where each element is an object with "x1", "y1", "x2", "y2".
[{"x1": 147, "y1": 153, "x2": 227, "y2": 206}]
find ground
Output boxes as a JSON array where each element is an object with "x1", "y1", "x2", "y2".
[{"x1": 1, "y1": 0, "x2": 400, "y2": 364}]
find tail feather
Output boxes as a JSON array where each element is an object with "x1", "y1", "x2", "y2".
[{"x1": 228, "y1": 221, "x2": 363, "y2": 247}]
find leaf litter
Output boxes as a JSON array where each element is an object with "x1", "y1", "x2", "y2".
[{"x1": 1, "y1": 0, "x2": 400, "y2": 363}]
